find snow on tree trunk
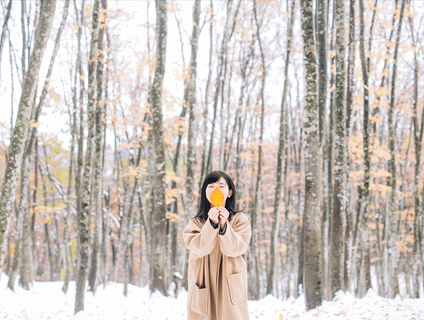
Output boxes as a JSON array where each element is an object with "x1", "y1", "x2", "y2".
[
  {"x1": 149, "y1": 0, "x2": 168, "y2": 296},
  {"x1": 329, "y1": 0, "x2": 347, "y2": 298},
  {"x1": 88, "y1": 0, "x2": 107, "y2": 294},
  {"x1": 0, "y1": 0, "x2": 57, "y2": 280},
  {"x1": 316, "y1": 0, "x2": 328, "y2": 299},
  {"x1": 300, "y1": 0, "x2": 323, "y2": 310},
  {"x1": 74, "y1": 0, "x2": 100, "y2": 313}
]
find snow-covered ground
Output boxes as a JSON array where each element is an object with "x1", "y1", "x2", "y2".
[{"x1": 1, "y1": 274, "x2": 423, "y2": 319}]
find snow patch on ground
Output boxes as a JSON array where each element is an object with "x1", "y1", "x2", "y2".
[{"x1": 1, "y1": 274, "x2": 423, "y2": 319}]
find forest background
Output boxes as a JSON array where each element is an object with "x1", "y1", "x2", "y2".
[{"x1": 0, "y1": 0, "x2": 423, "y2": 314}]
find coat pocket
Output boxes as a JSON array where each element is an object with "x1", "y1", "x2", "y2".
[
  {"x1": 189, "y1": 284, "x2": 208, "y2": 316},
  {"x1": 227, "y1": 272, "x2": 246, "y2": 305}
]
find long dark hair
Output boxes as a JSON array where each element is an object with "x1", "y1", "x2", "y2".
[{"x1": 194, "y1": 171, "x2": 241, "y2": 222}]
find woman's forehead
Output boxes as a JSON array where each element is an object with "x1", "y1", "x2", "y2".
[{"x1": 209, "y1": 177, "x2": 227, "y2": 185}]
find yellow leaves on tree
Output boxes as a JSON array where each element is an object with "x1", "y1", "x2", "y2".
[{"x1": 210, "y1": 187, "x2": 224, "y2": 207}]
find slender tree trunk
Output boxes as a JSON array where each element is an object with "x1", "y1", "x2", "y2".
[
  {"x1": 344, "y1": 0, "x2": 355, "y2": 292},
  {"x1": 267, "y1": 0, "x2": 295, "y2": 296},
  {"x1": 101, "y1": 29, "x2": 111, "y2": 289},
  {"x1": 0, "y1": 0, "x2": 12, "y2": 79},
  {"x1": 88, "y1": 0, "x2": 107, "y2": 293},
  {"x1": 0, "y1": 0, "x2": 57, "y2": 278},
  {"x1": 388, "y1": 0, "x2": 406, "y2": 299},
  {"x1": 63, "y1": 105, "x2": 75, "y2": 293},
  {"x1": 357, "y1": 0, "x2": 372, "y2": 297},
  {"x1": 198, "y1": 1, "x2": 213, "y2": 194},
  {"x1": 63, "y1": 6, "x2": 78, "y2": 294},
  {"x1": 300, "y1": 0, "x2": 323, "y2": 309},
  {"x1": 410, "y1": 15, "x2": 422, "y2": 299},
  {"x1": 75, "y1": 0, "x2": 100, "y2": 313},
  {"x1": 123, "y1": 144, "x2": 142, "y2": 296},
  {"x1": 316, "y1": 0, "x2": 328, "y2": 299},
  {"x1": 250, "y1": 0, "x2": 265, "y2": 300},
  {"x1": 329, "y1": 0, "x2": 347, "y2": 298},
  {"x1": 184, "y1": 0, "x2": 200, "y2": 283},
  {"x1": 205, "y1": 0, "x2": 240, "y2": 174},
  {"x1": 18, "y1": 156, "x2": 33, "y2": 289},
  {"x1": 7, "y1": 184, "x2": 25, "y2": 289},
  {"x1": 149, "y1": 0, "x2": 168, "y2": 296},
  {"x1": 40, "y1": 165, "x2": 54, "y2": 281}
]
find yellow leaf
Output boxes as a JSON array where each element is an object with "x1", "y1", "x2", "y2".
[{"x1": 210, "y1": 187, "x2": 224, "y2": 207}]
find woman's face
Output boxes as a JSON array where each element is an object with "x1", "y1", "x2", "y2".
[{"x1": 205, "y1": 177, "x2": 233, "y2": 207}]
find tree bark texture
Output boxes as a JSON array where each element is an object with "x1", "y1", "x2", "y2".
[
  {"x1": 88, "y1": 0, "x2": 107, "y2": 293},
  {"x1": 74, "y1": 0, "x2": 100, "y2": 313},
  {"x1": 300, "y1": 0, "x2": 323, "y2": 310},
  {"x1": 330, "y1": 0, "x2": 347, "y2": 298},
  {"x1": 357, "y1": 0, "x2": 372, "y2": 297},
  {"x1": 149, "y1": 0, "x2": 168, "y2": 296}
]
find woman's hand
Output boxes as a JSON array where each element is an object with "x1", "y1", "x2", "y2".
[
  {"x1": 217, "y1": 207, "x2": 229, "y2": 230},
  {"x1": 208, "y1": 207, "x2": 220, "y2": 225}
]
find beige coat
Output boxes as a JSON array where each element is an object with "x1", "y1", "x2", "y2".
[{"x1": 183, "y1": 212, "x2": 251, "y2": 320}]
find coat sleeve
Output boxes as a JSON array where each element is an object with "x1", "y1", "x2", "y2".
[
  {"x1": 218, "y1": 213, "x2": 251, "y2": 258},
  {"x1": 183, "y1": 217, "x2": 219, "y2": 258}
]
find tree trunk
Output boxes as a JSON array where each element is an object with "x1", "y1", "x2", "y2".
[
  {"x1": 388, "y1": 0, "x2": 406, "y2": 299},
  {"x1": 250, "y1": 0, "x2": 265, "y2": 300},
  {"x1": 205, "y1": 0, "x2": 240, "y2": 174},
  {"x1": 357, "y1": 0, "x2": 372, "y2": 297},
  {"x1": 300, "y1": 0, "x2": 323, "y2": 310},
  {"x1": 149, "y1": 0, "x2": 168, "y2": 296},
  {"x1": 409, "y1": 14, "x2": 422, "y2": 299},
  {"x1": 344, "y1": 0, "x2": 355, "y2": 292},
  {"x1": 88, "y1": 0, "x2": 107, "y2": 294},
  {"x1": 40, "y1": 165, "x2": 54, "y2": 281},
  {"x1": 329, "y1": 0, "x2": 347, "y2": 298},
  {"x1": 18, "y1": 156, "x2": 33, "y2": 289},
  {"x1": 74, "y1": 0, "x2": 100, "y2": 313},
  {"x1": 267, "y1": 0, "x2": 295, "y2": 296},
  {"x1": 0, "y1": 0, "x2": 57, "y2": 278},
  {"x1": 184, "y1": 0, "x2": 201, "y2": 280},
  {"x1": 123, "y1": 145, "x2": 142, "y2": 296},
  {"x1": 197, "y1": 1, "x2": 213, "y2": 194},
  {"x1": 0, "y1": 0, "x2": 12, "y2": 79}
]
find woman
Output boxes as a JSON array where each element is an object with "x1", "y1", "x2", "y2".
[{"x1": 183, "y1": 171, "x2": 251, "y2": 320}]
